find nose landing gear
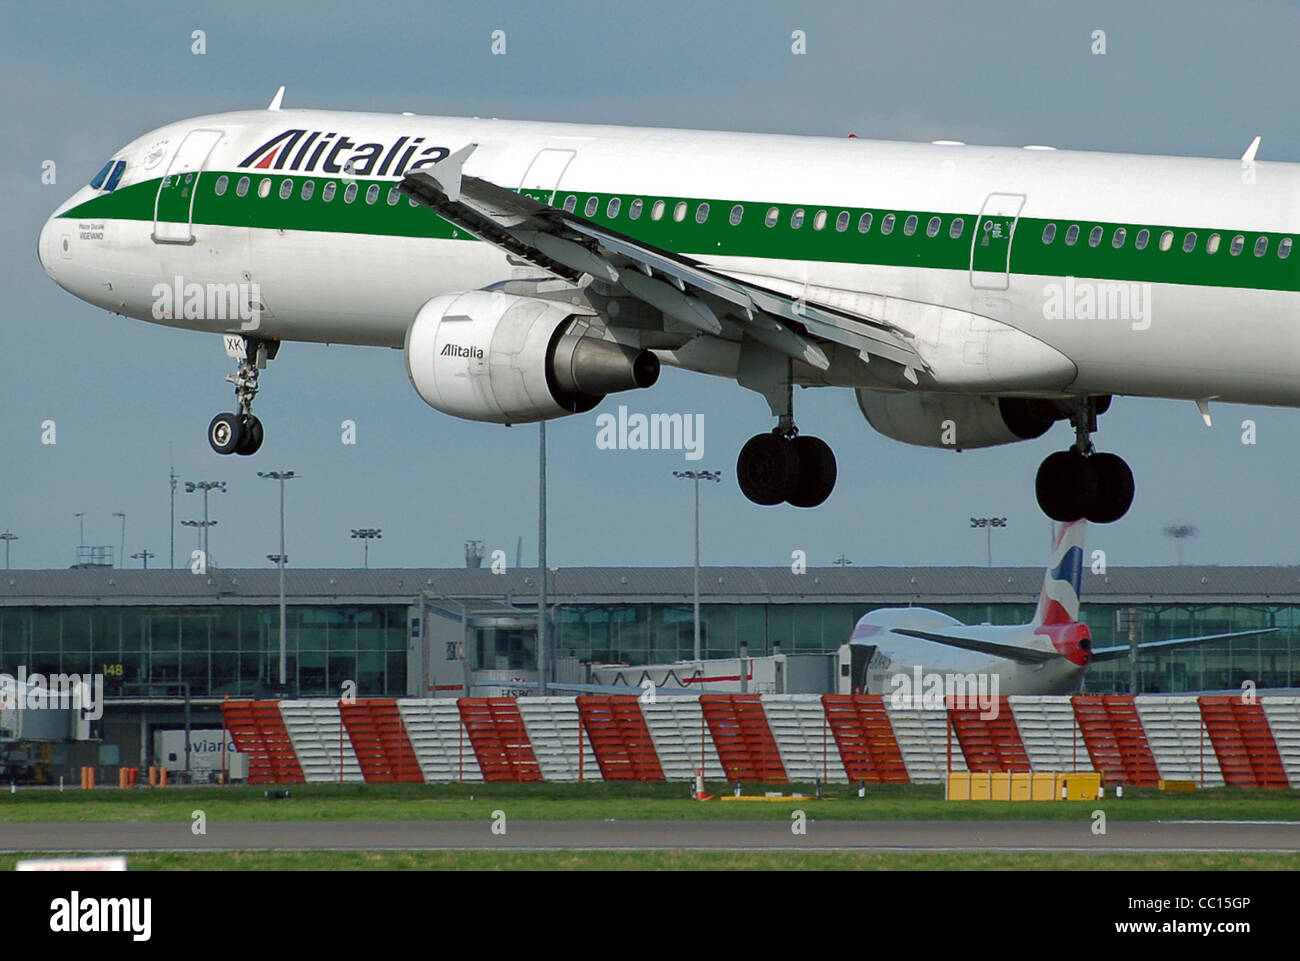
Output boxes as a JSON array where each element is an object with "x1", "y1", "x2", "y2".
[{"x1": 208, "y1": 336, "x2": 275, "y2": 457}]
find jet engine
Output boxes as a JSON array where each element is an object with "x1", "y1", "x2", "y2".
[
  {"x1": 856, "y1": 390, "x2": 1064, "y2": 451},
  {"x1": 405, "y1": 290, "x2": 659, "y2": 423}
]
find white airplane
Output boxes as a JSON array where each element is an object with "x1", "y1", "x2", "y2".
[
  {"x1": 847, "y1": 520, "x2": 1274, "y2": 696},
  {"x1": 37, "y1": 91, "x2": 1300, "y2": 522}
]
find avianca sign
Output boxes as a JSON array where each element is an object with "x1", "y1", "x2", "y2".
[{"x1": 238, "y1": 129, "x2": 450, "y2": 177}]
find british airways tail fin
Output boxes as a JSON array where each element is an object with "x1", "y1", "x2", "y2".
[{"x1": 1033, "y1": 520, "x2": 1086, "y2": 626}]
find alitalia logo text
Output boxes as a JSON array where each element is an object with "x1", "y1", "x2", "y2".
[
  {"x1": 238, "y1": 129, "x2": 450, "y2": 177},
  {"x1": 441, "y1": 343, "x2": 484, "y2": 359}
]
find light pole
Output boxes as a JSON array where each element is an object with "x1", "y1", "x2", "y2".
[
  {"x1": 75, "y1": 512, "x2": 85, "y2": 549},
  {"x1": 1163, "y1": 523, "x2": 1198, "y2": 566},
  {"x1": 169, "y1": 460, "x2": 178, "y2": 569},
  {"x1": 113, "y1": 511, "x2": 126, "y2": 569},
  {"x1": 970, "y1": 516, "x2": 1008, "y2": 567},
  {"x1": 351, "y1": 528, "x2": 382, "y2": 568},
  {"x1": 673, "y1": 469, "x2": 721, "y2": 664},
  {"x1": 184, "y1": 481, "x2": 227, "y2": 563},
  {"x1": 0, "y1": 531, "x2": 16, "y2": 570},
  {"x1": 537, "y1": 421, "x2": 548, "y2": 696},
  {"x1": 259, "y1": 470, "x2": 298, "y2": 687},
  {"x1": 130, "y1": 549, "x2": 155, "y2": 569}
]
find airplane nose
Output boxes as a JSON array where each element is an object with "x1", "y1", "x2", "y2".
[{"x1": 37, "y1": 215, "x2": 53, "y2": 277}]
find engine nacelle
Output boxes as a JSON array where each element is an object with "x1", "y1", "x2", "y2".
[
  {"x1": 856, "y1": 390, "x2": 1062, "y2": 450},
  {"x1": 405, "y1": 290, "x2": 659, "y2": 423}
]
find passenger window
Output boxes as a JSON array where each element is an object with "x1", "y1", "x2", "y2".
[
  {"x1": 258, "y1": 178, "x2": 272, "y2": 199},
  {"x1": 1230, "y1": 234, "x2": 1244, "y2": 255},
  {"x1": 765, "y1": 207, "x2": 780, "y2": 227},
  {"x1": 695, "y1": 202, "x2": 709, "y2": 223},
  {"x1": 301, "y1": 181, "x2": 315, "y2": 201},
  {"x1": 214, "y1": 175, "x2": 229, "y2": 197},
  {"x1": 1088, "y1": 226, "x2": 1103, "y2": 247},
  {"x1": 89, "y1": 161, "x2": 114, "y2": 190},
  {"x1": 926, "y1": 216, "x2": 941, "y2": 238},
  {"x1": 387, "y1": 186, "x2": 400, "y2": 205},
  {"x1": 607, "y1": 197, "x2": 621, "y2": 218},
  {"x1": 835, "y1": 211, "x2": 850, "y2": 232},
  {"x1": 729, "y1": 204, "x2": 744, "y2": 226},
  {"x1": 1254, "y1": 236, "x2": 1269, "y2": 257},
  {"x1": 322, "y1": 182, "x2": 336, "y2": 202},
  {"x1": 903, "y1": 215, "x2": 918, "y2": 236},
  {"x1": 790, "y1": 208, "x2": 805, "y2": 229},
  {"x1": 813, "y1": 209, "x2": 828, "y2": 231},
  {"x1": 279, "y1": 179, "x2": 294, "y2": 200},
  {"x1": 881, "y1": 213, "x2": 895, "y2": 235},
  {"x1": 584, "y1": 196, "x2": 599, "y2": 217},
  {"x1": 1042, "y1": 223, "x2": 1056, "y2": 244},
  {"x1": 1181, "y1": 231, "x2": 1197, "y2": 253},
  {"x1": 1206, "y1": 232, "x2": 1220, "y2": 254},
  {"x1": 563, "y1": 195, "x2": 577, "y2": 213},
  {"x1": 857, "y1": 212, "x2": 873, "y2": 234},
  {"x1": 236, "y1": 177, "x2": 250, "y2": 197},
  {"x1": 344, "y1": 183, "x2": 358, "y2": 204},
  {"x1": 1064, "y1": 224, "x2": 1079, "y2": 246},
  {"x1": 1112, "y1": 227, "x2": 1126, "y2": 248},
  {"x1": 1159, "y1": 230, "x2": 1174, "y2": 251},
  {"x1": 949, "y1": 217, "x2": 964, "y2": 239},
  {"x1": 1280, "y1": 238, "x2": 1293, "y2": 259},
  {"x1": 365, "y1": 184, "x2": 379, "y2": 204},
  {"x1": 409, "y1": 196, "x2": 419, "y2": 207},
  {"x1": 629, "y1": 199, "x2": 643, "y2": 220},
  {"x1": 1135, "y1": 228, "x2": 1150, "y2": 250},
  {"x1": 652, "y1": 200, "x2": 666, "y2": 221},
  {"x1": 673, "y1": 201, "x2": 687, "y2": 222}
]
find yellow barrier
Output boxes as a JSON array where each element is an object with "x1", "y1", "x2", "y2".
[
  {"x1": 946, "y1": 771, "x2": 1103, "y2": 801},
  {"x1": 1159, "y1": 779, "x2": 1197, "y2": 792}
]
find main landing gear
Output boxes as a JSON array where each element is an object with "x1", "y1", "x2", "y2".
[
  {"x1": 1034, "y1": 396, "x2": 1134, "y2": 523},
  {"x1": 208, "y1": 336, "x2": 277, "y2": 457},
  {"x1": 736, "y1": 377, "x2": 837, "y2": 508}
]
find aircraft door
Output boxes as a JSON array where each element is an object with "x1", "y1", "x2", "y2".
[
  {"x1": 153, "y1": 128, "x2": 224, "y2": 244},
  {"x1": 518, "y1": 148, "x2": 576, "y2": 205},
  {"x1": 969, "y1": 192, "x2": 1025, "y2": 290}
]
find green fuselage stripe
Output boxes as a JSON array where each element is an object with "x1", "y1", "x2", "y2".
[{"x1": 62, "y1": 172, "x2": 1300, "y2": 292}]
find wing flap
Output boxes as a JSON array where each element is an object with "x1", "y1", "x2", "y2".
[{"x1": 398, "y1": 152, "x2": 926, "y2": 374}]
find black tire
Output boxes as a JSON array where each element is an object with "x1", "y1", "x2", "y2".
[
  {"x1": 208, "y1": 413, "x2": 244, "y2": 456},
  {"x1": 237, "y1": 416, "x2": 264, "y2": 456},
  {"x1": 1035, "y1": 449, "x2": 1096, "y2": 522},
  {"x1": 736, "y1": 433, "x2": 801, "y2": 506},
  {"x1": 786, "y1": 435, "x2": 837, "y2": 508},
  {"x1": 1085, "y1": 452, "x2": 1134, "y2": 524}
]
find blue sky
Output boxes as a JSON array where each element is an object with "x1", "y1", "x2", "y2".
[{"x1": 3, "y1": 0, "x2": 1299, "y2": 572}]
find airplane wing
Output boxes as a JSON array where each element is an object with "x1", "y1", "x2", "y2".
[
  {"x1": 890, "y1": 628, "x2": 1062, "y2": 665},
  {"x1": 1090, "y1": 628, "x2": 1277, "y2": 662},
  {"x1": 397, "y1": 146, "x2": 926, "y2": 377}
]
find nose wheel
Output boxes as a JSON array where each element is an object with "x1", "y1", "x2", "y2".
[{"x1": 208, "y1": 336, "x2": 274, "y2": 457}]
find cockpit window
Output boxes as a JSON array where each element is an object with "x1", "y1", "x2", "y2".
[
  {"x1": 103, "y1": 161, "x2": 126, "y2": 192},
  {"x1": 89, "y1": 161, "x2": 115, "y2": 190}
]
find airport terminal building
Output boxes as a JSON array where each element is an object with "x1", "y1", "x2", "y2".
[{"x1": 1, "y1": 563, "x2": 1296, "y2": 769}]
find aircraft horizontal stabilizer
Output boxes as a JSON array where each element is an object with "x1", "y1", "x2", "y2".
[
  {"x1": 1090, "y1": 628, "x2": 1277, "y2": 662},
  {"x1": 891, "y1": 628, "x2": 1062, "y2": 665}
]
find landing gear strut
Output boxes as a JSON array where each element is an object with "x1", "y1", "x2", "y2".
[
  {"x1": 1034, "y1": 396, "x2": 1134, "y2": 523},
  {"x1": 736, "y1": 372, "x2": 837, "y2": 508},
  {"x1": 208, "y1": 336, "x2": 276, "y2": 457}
]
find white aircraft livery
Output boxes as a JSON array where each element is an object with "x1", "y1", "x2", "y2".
[
  {"x1": 847, "y1": 521, "x2": 1273, "y2": 696},
  {"x1": 37, "y1": 92, "x2": 1300, "y2": 522}
]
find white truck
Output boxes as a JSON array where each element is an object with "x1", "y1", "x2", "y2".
[{"x1": 152, "y1": 729, "x2": 238, "y2": 782}]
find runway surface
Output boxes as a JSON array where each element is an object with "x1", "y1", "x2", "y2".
[{"x1": 3, "y1": 819, "x2": 1299, "y2": 853}]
